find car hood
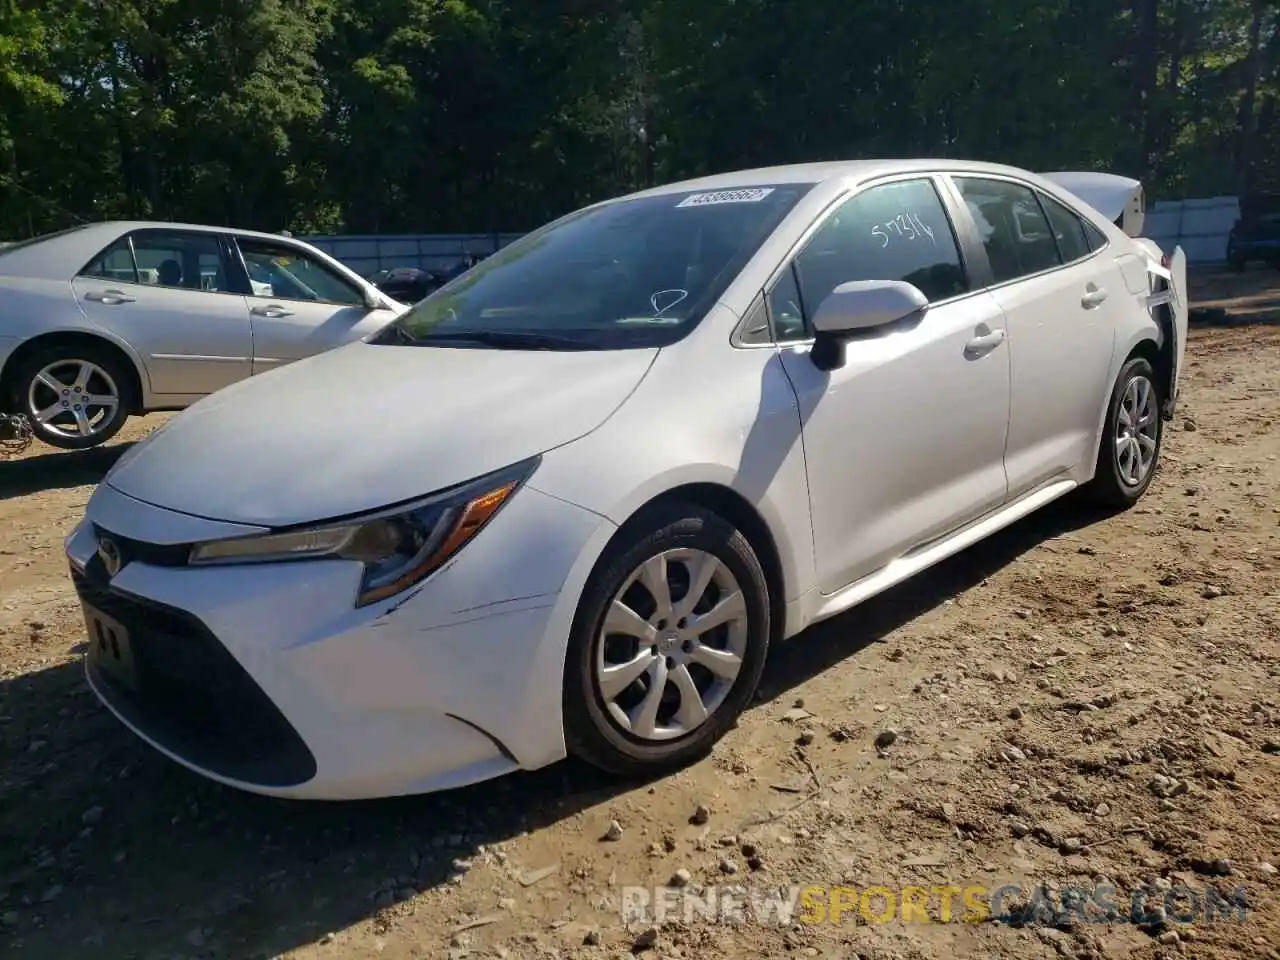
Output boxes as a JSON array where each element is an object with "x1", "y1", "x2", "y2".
[{"x1": 106, "y1": 342, "x2": 658, "y2": 527}]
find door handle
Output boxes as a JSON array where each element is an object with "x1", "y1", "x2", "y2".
[
  {"x1": 250, "y1": 304, "x2": 294, "y2": 318},
  {"x1": 1081, "y1": 285, "x2": 1109, "y2": 308},
  {"x1": 84, "y1": 289, "x2": 136, "y2": 305},
  {"x1": 964, "y1": 328, "x2": 1006, "y2": 359}
]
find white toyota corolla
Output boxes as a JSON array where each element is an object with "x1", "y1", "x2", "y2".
[{"x1": 66, "y1": 159, "x2": 1188, "y2": 800}]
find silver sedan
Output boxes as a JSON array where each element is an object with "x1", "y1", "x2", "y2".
[{"x1": 0, "y1": 222, "x2": 406, "y2": 449}]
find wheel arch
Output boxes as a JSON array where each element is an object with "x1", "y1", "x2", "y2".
[
  {"x1": 605, "y1": 482, "x2": 789, "y2": 646},
  {"x1": 1148, "y1": 301, "x2": 1177, "y2": 418},
  {"x1": 0, "y1": 331, "x2": 148, "y2": 414}
]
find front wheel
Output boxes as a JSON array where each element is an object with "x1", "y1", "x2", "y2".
[
  {"x1": 563, "y1": 502, "x2": 771, "y2": 778},
  {"x1": 1084, "y1": 357, "x2": 1164, "y2": 509}
]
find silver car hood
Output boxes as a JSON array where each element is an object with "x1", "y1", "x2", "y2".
[{"x1": 105, "y1": 341, "x2": 657, "y2": 527}]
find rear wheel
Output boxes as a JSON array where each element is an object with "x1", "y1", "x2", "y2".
[
  {"x1": 12, "y1": 345, "x2": 133, "y2": 450},
  {"x1": 563, "y1": 502, "x2": 771, "y2": 777},
  {"x1": 1084, "y1": 357, "x2": 1163, "y2": 509}
]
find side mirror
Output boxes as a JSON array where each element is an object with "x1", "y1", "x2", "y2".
[{"x1": 810, "y1": 280, "x2": 928, "y2": 371}]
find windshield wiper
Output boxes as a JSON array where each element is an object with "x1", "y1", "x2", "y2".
[{"x1": 400, "y1": 330, "x2": 600, "y2": 351}]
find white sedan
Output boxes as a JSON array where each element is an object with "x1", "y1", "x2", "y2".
[
  {"x1": 65, "y1": 159, "x2": 1187, "y2": 800},
  {"x1": 0, "y1": 222, "x2": 405, "y2": 449}
]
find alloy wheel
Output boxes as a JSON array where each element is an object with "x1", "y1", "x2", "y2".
[
  {"x1": 595, "y1": 547, "x2": 749, "y2": 741},
  {"x1": 26, "y1": 360, "x2": 121, "y2": 440},
  {"x1": 1115, "y1": 374, "x2": 1158, "y2": 487}
]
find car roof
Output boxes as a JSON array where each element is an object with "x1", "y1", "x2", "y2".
[
  {"x1": 615, "y1": 158, "x2": 1046, "y2": 201},
  {"x1": 0, "y1": 220, "x2": 328, "y2": 282}
]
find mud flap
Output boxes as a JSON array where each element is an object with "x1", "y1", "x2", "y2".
[{"x1": 1143, "y1": 246, "x2": 1188, "y2": 419}]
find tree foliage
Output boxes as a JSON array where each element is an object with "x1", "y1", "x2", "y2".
[{"x1": 1, "y1": 0, "x2": 1277, "y2": 237}]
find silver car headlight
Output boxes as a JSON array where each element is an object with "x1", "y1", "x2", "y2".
[{"x1": 188, "y1": 457, "x2": 538, "y2": 607}]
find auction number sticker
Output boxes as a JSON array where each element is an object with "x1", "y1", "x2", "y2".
[{"x1": 676, "y1": 187, "x2": 775, "y2": 207}]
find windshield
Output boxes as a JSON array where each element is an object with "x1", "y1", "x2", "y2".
[{"x1": 371, "y1": 184, "x2": 814, "y2": 350}]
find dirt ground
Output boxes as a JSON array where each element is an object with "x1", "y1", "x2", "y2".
[{"x1": 1, "y1": 267, "x2": 1278, "y2": 960}]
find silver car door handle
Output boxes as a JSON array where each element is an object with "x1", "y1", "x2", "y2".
[
  {"x1": 84, "y1": 289, "x2": 136, "y2": 304},
  {"x1": 964, "y1": 328, "x2": 1006, "y2": 359},
  {"x1": 1081, "y1": 286, "x2": 1109, "y2": 308},
  {"x1": 250, "y1": 304, "x2": 294, "y2": 318}
]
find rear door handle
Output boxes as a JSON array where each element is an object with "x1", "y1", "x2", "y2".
[
  {"x1": 84, "y1": 289, "x2": 136, "y2": 305},
  {"x1": 1081, "y1": 286, "x2": 1109, "y2": 308},
  {"x1": 250, "y1": 304, "x2": 295, "y2": 318},
  {"x1": 964, "y1": 328, "x2": 1006, "y2": 359}
]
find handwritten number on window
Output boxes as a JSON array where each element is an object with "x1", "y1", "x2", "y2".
[{"x1": 870, "y1": 211, "x2": 936, "y2": 248}]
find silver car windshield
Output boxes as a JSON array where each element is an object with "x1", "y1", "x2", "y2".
[{"x1": 373, "y1": 184, "x2": 815, "y2": 350}]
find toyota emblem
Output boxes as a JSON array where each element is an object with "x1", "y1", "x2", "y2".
[{"x1": 97, "y1": 537, "x2": 123, "y2": 578}]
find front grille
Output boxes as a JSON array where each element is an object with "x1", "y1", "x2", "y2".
[{"x1": 73, "y1": 567, "x2": 317, "y2": 788}]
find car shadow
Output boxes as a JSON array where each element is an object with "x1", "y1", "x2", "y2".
[
  {"x1": 0, "y1": 444, "x2": 132, "y2": 501},
  {"x1": 0, "y1": 494, "x2": 1113, "y2": 959}
]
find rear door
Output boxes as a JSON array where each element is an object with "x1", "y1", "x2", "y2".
[
  {"x1": 73, "y1": 229, "x2": 253, "y2": 397},
  {"x1": 945, "y1": 175, "x2": 1123, "y2": 497},
  {"x1": 231, "y1": 236, "x2": 400, "y2": 374}
]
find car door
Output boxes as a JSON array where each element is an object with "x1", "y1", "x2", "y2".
[
  {"x1": 774, "y1": 175, "x2": 1012, "y2": 595},
  {"x1": 232, "y1": 236, "x2": 399, "y2": 374},
  {"x1": 72, "y1": 229, "x2": 253, "y2": 397},
  {"x1": 947, "y1": 176, "x2": 1121, "y2": 497}
]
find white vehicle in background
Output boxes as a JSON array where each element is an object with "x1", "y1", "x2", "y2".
[
  {"x1": 0, "y1": 223, "x2": 406, "y2": 450},
  {"x1": 66, "y1": 159, "x2": 1187, "y2": 801}
]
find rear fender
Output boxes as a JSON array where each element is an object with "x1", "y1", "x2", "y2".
[{"x1": 1140, "y1": 246, "x2": 1188, "y2": 419}]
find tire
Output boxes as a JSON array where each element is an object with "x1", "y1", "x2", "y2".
[
  {"x1": 1084, "y1": 357, "x2": 1164, "y2": 509},
  {"x1": 11, "y1": 344, "x2": 134, "y2": 450},
  {"x1": 563, "y1": 501, "x2": 771, "y2": 778}
]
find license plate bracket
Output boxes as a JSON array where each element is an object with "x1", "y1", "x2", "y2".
[{"x1": 84, "y1": 602, "x2": 138, "y2": 692}]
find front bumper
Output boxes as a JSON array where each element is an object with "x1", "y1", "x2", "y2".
[{"x1": 68, "y1": 481, "x2": 615, "y2": 800}]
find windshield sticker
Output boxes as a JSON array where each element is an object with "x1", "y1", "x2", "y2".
[{"x1": 676, "y1": 187, "x2": 775, "y2": 208}]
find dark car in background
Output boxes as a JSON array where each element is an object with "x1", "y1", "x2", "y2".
[
  {"x1": 1227, "y1": 193, "x2": 1280, "y2": 270},
  {"x1": 367, "y1": 267, "x2": 443, "y2": 303},
  {"x1": 368, "y1": 254, "x2": 490, "y2": 304}
]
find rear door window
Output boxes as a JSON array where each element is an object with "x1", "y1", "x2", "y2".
[
  {"x1": 953, "y1": 177, "x2": 1063, "y2": 284},
  {"x1": 1038, "y1": 193, "x2": 1092, "y2": 264}
]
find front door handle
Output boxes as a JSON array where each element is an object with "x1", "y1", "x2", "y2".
[
  {"x1": 1081, "y1": 285, "x2": 1109, "y2": 308},
  {"x1": 84, "y1": 289, "x2": 136, "y2": 305},
  {"x1": 964, "y1": 328, "x2": 1006, "y2": 360},
  {"x1": 250, "y1": 304, "x2": 295, "y2": 318}
]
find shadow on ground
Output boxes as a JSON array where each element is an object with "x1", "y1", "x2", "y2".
[
  {"x1": 1188, "y1": 265, "x2": 1280, "y2": 326},
  {"x1": 0, "y1": 495, "x2": 1114, "y2": 959},
  {"x1": 0, "y1": 444, "x2": 131, "y2": 501}
]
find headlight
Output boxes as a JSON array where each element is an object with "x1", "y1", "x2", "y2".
[{"x1": 189, "y1": 457, "x2": 538, "y2": 607}]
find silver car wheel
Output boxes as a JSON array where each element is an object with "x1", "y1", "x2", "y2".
[
  {"x1": 1114, "y1": 373, "x2": 1158, "y2": 487},
  {"x1": 26, "y1": 360, "x2": 121, "y2": 440},
  {"x1": 595, "y1": 547, "x2": 749, "y2": 742}
]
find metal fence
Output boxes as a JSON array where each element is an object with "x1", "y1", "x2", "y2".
[
  {"x1": 1143, "y1": 196, "x2": 1239, "y2": 263},
  {"x1": 300, "y1": 232, "x2": 526, "y2": 277}
]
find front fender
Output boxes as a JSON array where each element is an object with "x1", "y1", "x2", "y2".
[{"x1": 527, "y1": 344, "x2": 818, "y2": 616}]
